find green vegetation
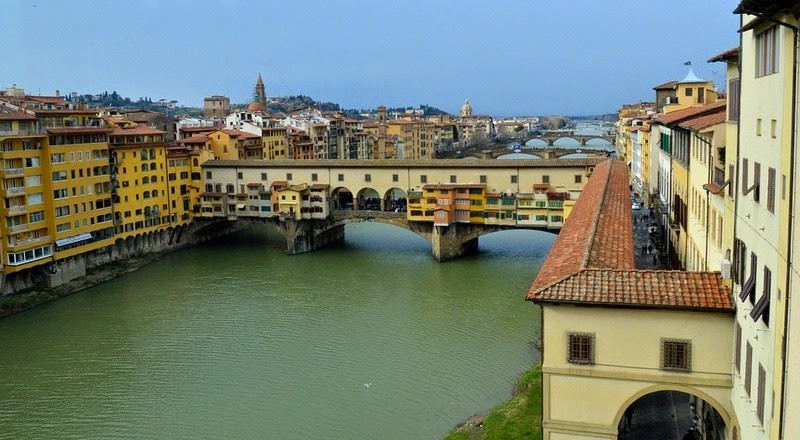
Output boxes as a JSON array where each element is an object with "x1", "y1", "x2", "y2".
[{"x1": 443, "y1": 364, "x2": 542, "y2": 440}]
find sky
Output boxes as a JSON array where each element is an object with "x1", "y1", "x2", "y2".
[{"x1": 3, "y1": 0, "x2": 741, "y2": 117}]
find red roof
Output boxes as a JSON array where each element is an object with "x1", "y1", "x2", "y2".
[
  {"x1": 652, "y1": 80, "x2": 677, "y2": 90},
  {"x1": 181, "y1": 134, "x2": 209, "y2": 144},
  {"x1": 652, "y1": 101, "x2": 726, "y2": 126},
  {"x1": 529, "y1": 269, "x2": 732, "y2": 311},
  {"x1": 527, "y1": 158, "x2": 732, "y2": 312},
  {"x1": 0, "y1": 109, "x2": 36, "y2": 120},
  {"x1": 708, "y1": 47, "x2": 739, "y2": 63},
  {"x1": 528, "y1": 159, "x2": 634, "y2": 292},
  {"x1": 678, "y1": 109, "x2": 727, "y2": 131}
]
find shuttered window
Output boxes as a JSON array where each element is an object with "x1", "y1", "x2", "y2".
[
  {"x1": 767, "y1": 167, "x2": 776, "y2": 213},
  {"x1": 757, "y1": 364, "x2": 766, "y2": 424},
  {"x1": 745, "y1": 342, "x2": 753, "y2": 396},
  {"x1": 742, "y1": 158, "x2": 749, "y2": 194},
  {"x1": 754, "y1": 162, "x2": 761, "y2": 203},
  {"x1": 735, "y1": 322, "x2": 742, "y2": 373}
]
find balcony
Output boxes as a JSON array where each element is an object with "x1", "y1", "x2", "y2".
[
  {"x1": 2, "y1": 168, "x2": 24, "y2": 177},
  {"x1": 0, "y1": 128, "x2": 48, "y2": 137},
  {"x1": 6, "y1": 235, "x2": 51, "y2": 250},
  {"x1": 6, "y1": 205, "x2": 26, "y2": 215},
  {"x1": 6, "y1": 187, "x2": 25, "y2": 195},
  {"x1": 10, "y1": 223, "x2": 29, "y2": 233}
]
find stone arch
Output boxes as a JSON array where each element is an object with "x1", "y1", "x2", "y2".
[
  {"x1": 613, "y1": 384, "x2": 733, "y2": 439},
  {"x1": 552, "y1": 136, "x2": 581, "y2": 147},
  {"x1": 585, "y1": 137, "x2": 612, "y2": 147},
  {"x1": 125, "y1": 236, "x2": 135, "y2": 255},
  {"x1": 383, "y1": 187, "x2": 407, "y2": 212},
  {"x1": 524, "y1": 138, "x2": 548, "y2": 148},
  {"x1": 356, "y1": 187, "x2": 381, "y2": 211},
  {"x1": 331, "y1": 186, "x2": 354, "y2": 210}
]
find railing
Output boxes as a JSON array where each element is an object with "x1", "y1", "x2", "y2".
[
  {"x1": 0, "y1": 128, "x2": 48, "y2": 137},
  {"x1": 6, "y1": 186, "x2": 25, "y2": 195},
  {"x1": 7, "y1": 205, "x2": 26, "y2": 214},
  {"x1": 6, "y1": 235, "x2": 51, "y2": 250},
  {"x1": 10, "y1": 223, "x2": 29, "y2": 233},
  {"x1": 2, "y1": 168, "x2": 24, "y2": 176}
]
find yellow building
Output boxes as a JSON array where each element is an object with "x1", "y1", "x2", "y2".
[
  {"x1": 263, "y1": 126, "x2": 287, "y2": 160},
  {"x1": 108, "y1": 125, "x2": 171, "y2": 239},
  {"x1": 386, "y1": 117, "x2": 435, "y2": 160}
]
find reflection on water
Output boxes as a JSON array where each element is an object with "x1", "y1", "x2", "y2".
[{"x1": 0, "y1": 223, "x2": 550, "y2": 440}]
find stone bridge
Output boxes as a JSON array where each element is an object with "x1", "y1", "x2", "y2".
[
  {"x1": 440, "y1": 147, "x2": 604, "y2": 160},
  {"x1": 238, "y1": 209, "x2": 558, "y2": 261},
  {"x1": 521, "y1": 133, "x2": 615, "y2": 146}
]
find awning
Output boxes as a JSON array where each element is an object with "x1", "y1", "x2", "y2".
[
  {"x1": 55, "y1": 232, "x2": 93, "y2": 247},
  {"x1": 236, "y1": 204, "x2": 245, "y2": 209}
]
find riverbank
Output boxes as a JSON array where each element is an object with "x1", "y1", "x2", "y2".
[
  {"x1": 443, "y1": 364, "x2": 542, "y2": 440},
  {"x1": 0, "y1": 253, "x2": 164, "y2": 319}
]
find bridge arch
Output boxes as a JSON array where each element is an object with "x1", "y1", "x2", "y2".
[
  {"x1": 613, "y1": 384, "x2": 733, "y2": 439},
  {"x1": 331, "y1": 186, "x2": 354, "y2": 210},
  {"x1": 355, "y1": 187, "x2": 381, "y2": 211},
  {"x1": 383, "y1": 187, "x2": 407, "y2": 212},
  {"x1": 585, "y1": 137, "x2": 612, "y2": 147},
  {"x1": 552, "y1": 137, "x2": 581, "y2": 147}
]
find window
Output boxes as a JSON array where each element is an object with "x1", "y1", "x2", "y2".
[
  {"x1": 261, "y1": 173, "x2": 267, "y2": 181},
  {"x1": 365, "y1": 174, "x2": 371, "y2": 183},
  {"x1": 566, "y1": 333, "x2": 594, "y2": 365},
  {"x1": 735, "y1": 322, "x2": 742, "y2": 373},
  {"x1": 338, "y1": 174, "x2": 344, "y2": 182},
  {"x1": 729, "y1": 164, "x2": 735, "y2": 198},
  {"x1": 206, "y1": 171, "x2": 212, "y2": 179},
  {"x1": 420, "y1": 175, "x2": 427, "y2": 184},
  {"x1": 767, "y1": 167, "x2": 776, "y2": 213},
  {"x1": 685, "y1": 87, "x2": 693, "y2": 97},
  {"x1": 29, "y1": 211, "x2": 44, "y2": 223},
  {"x1": 286, "y1": 173, "x2": 292, "y2": 181},
  {"x1": 237, "y1": 172, "x2": 243, "y2": 179},
  {"x1": 312, "y1": 173, "x2": 318, "y2": 182},
  {"x1": 751, "y1": 266, "x2": 771, "y2": 325},
  {"x1": 574, "y1": 175, "x2": 582, "y2": 184},
  {"x1": 510, "y1": 175, "x2": 517, "y2": 184},
  {"x1": 53, "y1": 188, "x2": 68, "y2": 199},
  {"x1": 660, "y1": 339, "x2": 691, "y2": 371},
  {"x1": 542, "y1": 175, "x2": 550, "y2": 184},
  {"x1": 771, "y1": 119, "x2": 777, "y2": 138},
  {"x1": 756, "y1": 25, "x2": 779, "y2": 77},
  {"x1": 479, "y1": 175, "x2": 487, "y2": 184},
  {"x1": 757, "y1": 364, "x2": 766, "y2": 424},
  {"x1": 450, "y1": 175, "x2": 457, "y2": 183},
  {"x1": 392, "y1": 174, "x2": 398, "y2": 182},
  {"x1": 745, "y1": 342, "x2": 753, "y2": 396},
  {"x1": 728, "y1": 78, "x2": 740, "y2": 121},
  {"x1": 754, "y1": 162, "x2": 761, "y2": 203}
]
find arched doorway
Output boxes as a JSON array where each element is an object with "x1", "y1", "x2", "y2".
[
  {"x1": 618, "y1": 390, "x2": 727, "y2": 440},
  {"x1": 356, "y1": 187, "x2": 380, "y2": 211},
  {"x1": 331, "y1": 187, "x2": 354, "y2": 210}
]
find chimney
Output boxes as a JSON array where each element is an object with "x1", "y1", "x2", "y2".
[{"x1": 55, "y1": 89, "x2": 60, "y2": 97}]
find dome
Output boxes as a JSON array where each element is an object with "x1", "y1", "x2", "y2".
[
  {"x1": 247, "y1": 101, "x2": 266, "y2": 112},
  {"x1": 460, "y1": 99, "x2": 473, "y2": 117}
]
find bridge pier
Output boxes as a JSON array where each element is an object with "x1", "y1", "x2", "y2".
[
  {"x1": 278, "y1": 219, "x2": 345, "y2": 255},
  {"x1": 431, "y1": 223, "x2": 479, "y2": 262}
]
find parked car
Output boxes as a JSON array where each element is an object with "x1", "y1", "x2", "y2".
[{"x1": 632, "y1": 202, "x2": 642, "y2": 210}]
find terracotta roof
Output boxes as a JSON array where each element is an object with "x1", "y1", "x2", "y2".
[
  {"x1": 528, "y1": 159, "x2": 634, "y2": 293},
  {"x1": 26, "y1": 96, "x2": 67, "y2": 104},
  {"x1": 678, "y1": 109, "x2": 727, "y2": 131},
  {"x1": 652, "y1": 80, "x2": 677, "y2": 90},
  {"x1": 626, "y1": 126, "x2": 649, "y2": 132},
  {"x1": 310, "y1": 183, "x2": 330, "y2": 190},
  {"x1": 651, "y1": 101, "x2": 726, "y2": 126},
  {"x1": 530, "y1": 269, "x2": 732, "y2": 312},
  {"x1": 422, "y1": 183, "x2": 486, "y2": 190},
  {"x1": 526, "y1": 158, "x2": 733, "y2": 312},
  {"x1": 111, "y1": 126, "x2": 165, "y2": 136},
  {"x1": 181, "y1": 126, "x2": 220, "y2": 133},
  {"x1": 708, "y1": 47, "x2": 739, "y2": 63},
  {"x1": 0, "y1": 109, "x2": 36, "y2": 120},
  {"x1": 181, "y1": 134, "x2": 209, "y2": 144}
]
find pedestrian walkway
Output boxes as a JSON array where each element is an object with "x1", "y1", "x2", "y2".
[{"x1": 631, "y1": 195, "x2": 659, "y2": 270}]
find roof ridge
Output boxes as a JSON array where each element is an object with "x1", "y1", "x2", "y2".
[{"x1": 581, "y1": 160, "x2": 612, "y2": 269}]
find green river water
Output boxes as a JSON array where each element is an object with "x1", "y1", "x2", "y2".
[{"x1": 0, "y1": 223, "x2": 552, "y2": 439}]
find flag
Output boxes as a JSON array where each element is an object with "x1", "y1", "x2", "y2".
[{"x1": 684, "y1": 61, "x2": 692, "y2": 66}]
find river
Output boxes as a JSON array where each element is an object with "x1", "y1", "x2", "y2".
[{"x1": 0, "y1": 223, "x2": 552, "y2": 439}]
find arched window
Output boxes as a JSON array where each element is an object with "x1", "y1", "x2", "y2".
[
  {"x1": 142, "y1": 163, "x2": 149, "y2": 172},
  {"x1": 193, "y1": 158, "x2": 198, "y2": 166},
  {"x1": 151, "y1": 190, "x2": 158, "y2": 198},
  {"x1": 149, "y1": 149, "x2": 156, "y2": 160},
  {"x1": 152, "y1": 175, "x2": 158, "y2": 183},
  {"x1": 150, "y1": 162, "x2": 157, "y2": 170},
  {"x1": 142, "y1": 177, "x2": 150, "y2": 184},
  {"x1": 143, "y1": 192, "x2": 150, "y2": 199},
  {"x1": 140, "y1": 149, "x2": 147, "y2": 159}
]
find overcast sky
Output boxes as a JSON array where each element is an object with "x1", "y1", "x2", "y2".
[{"x1": 3, "y1": 0, "x2": 741, "y2": 116}]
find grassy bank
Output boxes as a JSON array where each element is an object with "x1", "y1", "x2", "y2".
[{"x1": 443, "y1": 364, "x2": 542, "y2": 440}]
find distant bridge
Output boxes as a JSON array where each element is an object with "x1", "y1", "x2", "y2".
[
  {"x1": 439, "y1": 147, "x2": 607, "y2": 160},
  {"x1": 521, "y1": 133, "x2": 615, "y2": 146}
]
